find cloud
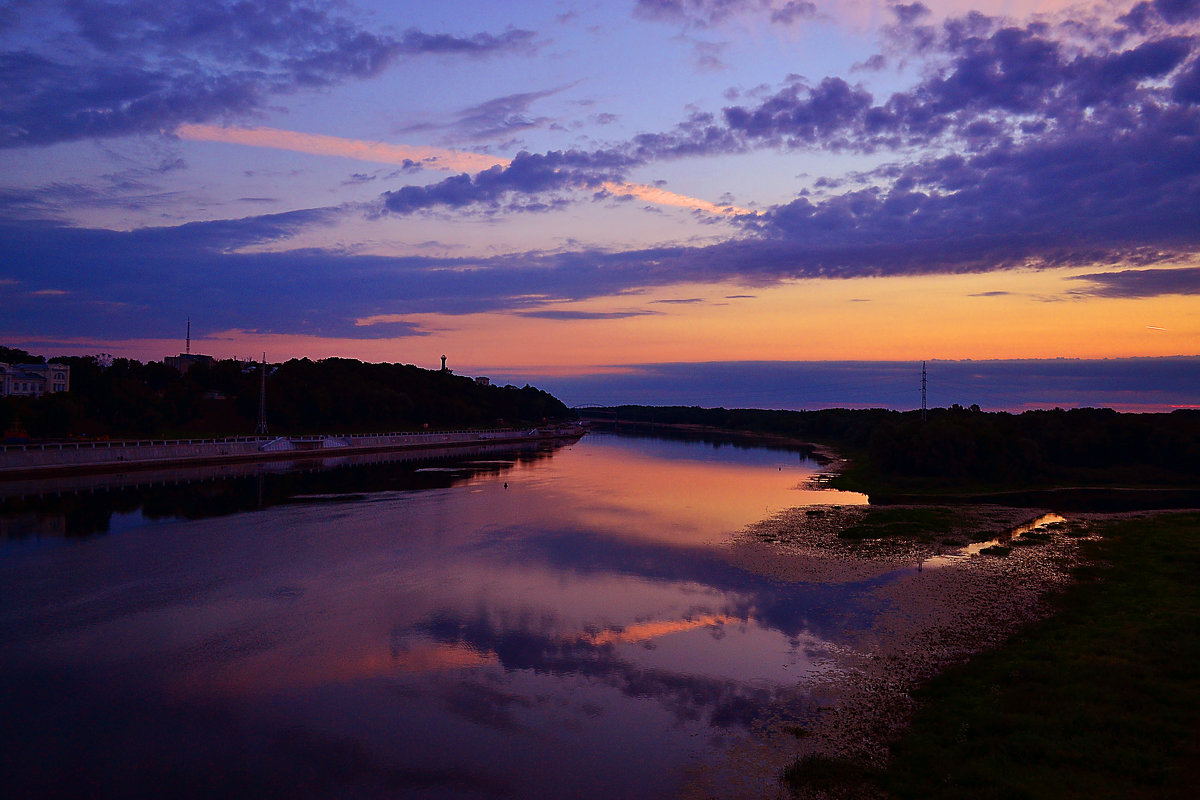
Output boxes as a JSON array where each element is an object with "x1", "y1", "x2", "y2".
[
  {"x1": 179, "y1": 125, "x2": 749, "y2": 217},
  {"x1": 1, "y1": 213, "x2": 771, "y2": 342},
  {"x1": 632, "y1": 0, "x2": 816, "y2": 29},
  {"x1": 716, "y1": 25, "x2": 1196, "y2": 153},
  {"x1": 661, "y1": 9, "x2": 1200, "y2": 274},
  {"x1": 6, "y1": 6, "x2": 1200, "y2": 343},
  {"x1": 375, "y1": 149, "x2": 727, "y2": 216},
  {"x1": 393, "y1": 27, "x2": 536, "y2": 57},
  {"x1": 613, "y1": 5, "x2": 1200, "y2": 170},
  {"x1": 380, "y1": 151, "x2": 618, "y2": 215},
  {"x1": 517, "y1": 310, "x2": 662, "y2": 320},
  {"x1": 177, "y1": 124, "x2": 507, "y2": 173},
  {"x1": 599, "y1": 181, "x2": 753, "y2": 215},
  {"x1": 0, "y1": 1, "x2": 536, "y2": 148},
  {"x1": 1122, "y1": 0, "x2": 1200, "y2": 30},
  {"x1": 745, "y1": 102, "x2": 1200, "y2": 273},
  {"x1": 770, "y1": 3, "x2": 819, "y2": 25},
  {"x1": 692, "y1": 40, "x2": 730, "y2": 71},
  {"x1": 439, "y1": 87, "x2": 567, "y2": 143},
  {"x1": 1068, "y1": 266, "x2": 1200, "y2": 298},
  {"x1": 1, "y1": 208, "x2": 1196, "y2": 346}
]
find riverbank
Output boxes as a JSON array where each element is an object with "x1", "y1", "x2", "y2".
[
  {"x1": 878, "y1": 510, "x2": 1200, "y2": 799},
  {"x1": 680, "y1": 504, "x2": 1087, "y2": 797},
  {"x1": 687, "y1": 506, "x2": 1199, "y2": 799},
  {"x1": 0, "y1": 424, "x2": 585, "y2": 479},
  {"x1": 586, "y1": 420, "x2": 1199, "y2": 798}
]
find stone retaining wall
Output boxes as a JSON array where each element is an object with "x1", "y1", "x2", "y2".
[{"x1": 0, "y1": 428, "x2": 559, "y2": 475}]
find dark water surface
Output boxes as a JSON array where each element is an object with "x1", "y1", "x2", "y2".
[{"x1": 0, "y1": 433, "x2": 868, "y2": 799}]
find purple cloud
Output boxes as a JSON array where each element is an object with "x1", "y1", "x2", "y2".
[
  {"x1": 1068, "y1": 267, "x2": 1200, "y2": 298},
  {"x1": 770, "y1": 3, "x2": 818, "y2": 26},
  {"x1": 722, "y1": 77, "x2": 874, "y2": 147},
  {"x1": 5, "y1": 4, "x2": 1200, "y2": 346},
  {"x1": 633, "y1": 0, "x2": 815, "y2": 28},
  {"x1": 1122, "y1": 0, "x2": 1200, "y2": 30},
  {"x1": 409, "y1": 87, "x2": 568, "y2": 144},
  {"x1": 395, "y1": 27, "x2": 536, "y2": 57},
  {"x1": 716, "y1": 21, "x2": 1195, "y2": 152},
  {"x1": 2, "y1": 202, "x2": 1198, "y2": 346},
  {"x1": 0, "y1": 1, "x2": 536, "y2": 148},
  {"x1": 633, "y1": 0, "x2": 744, "y2": 27},
  {"x1": 891, "y1": 3, "x2": 932, "y2": 26},
  {"x1": 375, "y1": 8, "x2": 1200, "y2": 277},
  {"x1": 381, "y1": 150, "x2": 634, "y2": 215}
]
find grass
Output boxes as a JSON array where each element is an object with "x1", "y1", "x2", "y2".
[
  {"x1": 836, "y1": 506, "x2": 1001, "y2": 543},
  {"x1": 837, "y1": 507, "x2": 968, "y2": 541},
  {"x1": 785, "y1": 512, "x2": 1200, "y2": 799}
]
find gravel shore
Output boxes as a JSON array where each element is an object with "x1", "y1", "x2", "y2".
[{"x1": 682, "y1": 504, "x2": 1099, "y2": 799}]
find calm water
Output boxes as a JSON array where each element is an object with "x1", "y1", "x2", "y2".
[{"x1": 0, "y1": 432, "x2": 869, "y2": 799}]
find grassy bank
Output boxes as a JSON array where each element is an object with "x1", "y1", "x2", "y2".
[{"x1": 785, "y1": 512, "x2": 1200, "y2": 798}]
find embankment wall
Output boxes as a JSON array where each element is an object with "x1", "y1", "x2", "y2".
[{"x1": 0, "y1": 428, "x2": 574, "y2": 477}]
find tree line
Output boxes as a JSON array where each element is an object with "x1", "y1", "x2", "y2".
[
  {"x1": 588, "y1": 404, "x2": 1200, "y2": 489},
  {"x1": 1, "y1": 346, "x2": 570, "y2": 439}
]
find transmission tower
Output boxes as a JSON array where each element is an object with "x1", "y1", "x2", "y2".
[
  {"x1": 921, "y1": 361, "x2": 928, "y2": 422},
  {"x1": 255, "y1": 353, "x2": 269, "y2": 436}
]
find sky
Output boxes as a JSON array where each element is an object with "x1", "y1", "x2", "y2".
[{"x1": 2, "y1": 0, "x2": 1199, "y2": 410}]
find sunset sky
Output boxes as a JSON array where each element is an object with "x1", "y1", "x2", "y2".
[{"x1": 2, "y1": 1, "x2": 1199, "y2": 409}]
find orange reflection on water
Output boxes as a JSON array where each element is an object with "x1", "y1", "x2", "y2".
[
  {"x1": 179, "y1": 641, "x2": 497, "y2": 696},
  {"x1": 556, "y1": 438, "x2": 866, "y2": 545},
  {"x1": 577, "y1": 614, "x2": 737, "y2": 647},
  {"x1": 921, "y1": 513, "x2": 1066, "y2": 569}
]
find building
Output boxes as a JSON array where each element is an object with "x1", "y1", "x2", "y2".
[
  {"x1": 165, "y1": 353, "x2": 215, "y2": 374},
  {"x1": 0, "y1": 362, "x2": 70, "y2": 398},
  {"x1": 165, "y1": 317, "x2": 214, "y2": 374}
]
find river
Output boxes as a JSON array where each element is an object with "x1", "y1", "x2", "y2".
[{"x1": 0, "y1": 431, "x2": 869, "y2": 799}]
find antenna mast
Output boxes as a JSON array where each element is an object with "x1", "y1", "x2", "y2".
[
  {"x1": 255, "y1": 353, "x2": 269, "y2": 436},
  {"x1": 921, "y1": 361, "x2": 928, "y2": 422},
  {"x1": 186, "y1": 317, "x2": 191, "y2": 355}
]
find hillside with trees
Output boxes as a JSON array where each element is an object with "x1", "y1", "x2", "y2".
[{"x1": 1, "y1": 347, "x2": 570, "y2": 439}]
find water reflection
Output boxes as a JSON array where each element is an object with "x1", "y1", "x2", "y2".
[
  {"x1": 0, "y1": 432, "x2": 871, "y2": 800},
  {"x1": 920, "y1": 512, "x2": 1067, "y2": 569},
  {"x1": 0, "y1": 441, "x2": 561, "y2": 541}
]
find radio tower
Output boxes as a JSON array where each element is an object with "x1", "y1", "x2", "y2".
[
  {"x1": 255, "y1": 353, "x2": 269, "y2": 436},
  {"x1": 921, "y1": 361, "x2": 928, "y2": 422},
  {"x1": 185, "y1": 317, "x2": 191, "y2": 355}
]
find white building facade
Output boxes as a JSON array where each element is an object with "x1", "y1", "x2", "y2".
[{"x1": 0, "y1": 363, "x2": 71, "y2": 398}]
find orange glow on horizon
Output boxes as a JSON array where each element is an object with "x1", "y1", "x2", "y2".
[{"x1": 15, "y1": 266, "x2": 1198, "y2": 375}]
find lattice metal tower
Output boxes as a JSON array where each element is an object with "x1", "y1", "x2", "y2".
[
  {"x1": 255, "y1": 353, "x2": 269, "y2": 436},
  {"x1": 921, "y1": 361, "x2": 928, "y2": 422}
]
